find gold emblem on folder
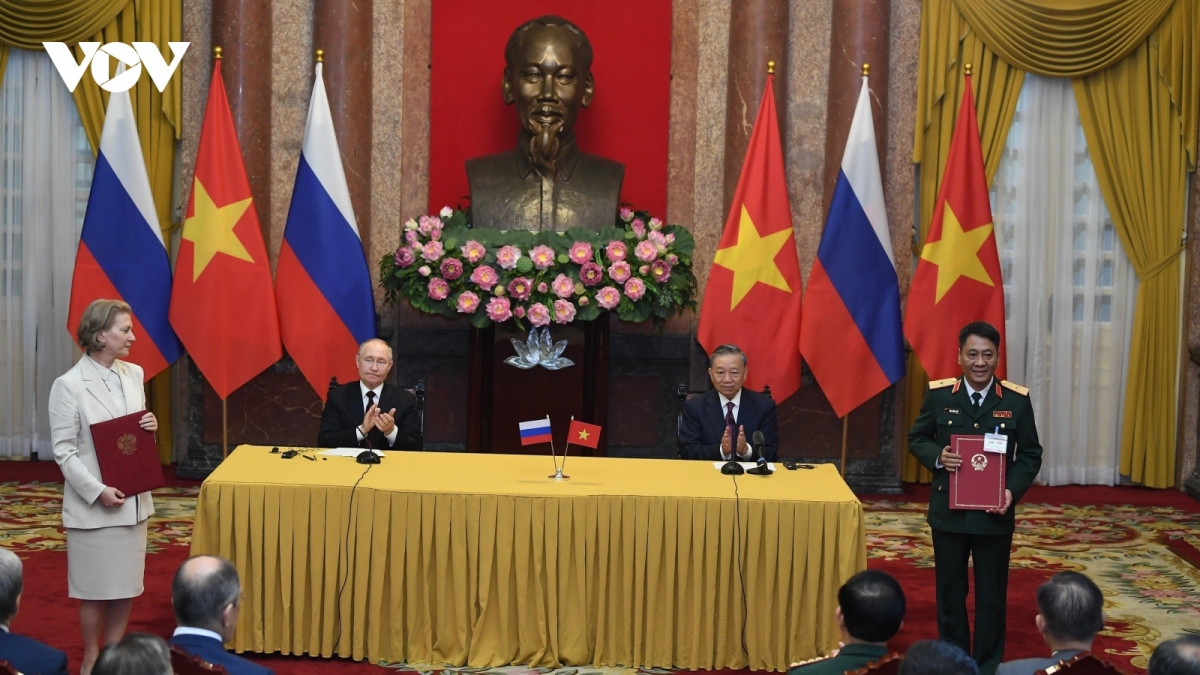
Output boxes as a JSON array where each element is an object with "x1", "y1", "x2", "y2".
[
  {"x1": 971, "y1": 454, "x2": 987, "y2": 471},
  {"x1": 118, "y1": 433, "x2": 138, "y2": 456}
]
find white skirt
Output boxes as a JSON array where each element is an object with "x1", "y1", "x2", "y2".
[{"x1": 65, "y1": 522, "x2": 147, "y2": 600}]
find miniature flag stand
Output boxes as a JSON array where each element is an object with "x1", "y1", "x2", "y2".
[{"x1": 518, "y1": 416, "x2": 603, "y2": 481}]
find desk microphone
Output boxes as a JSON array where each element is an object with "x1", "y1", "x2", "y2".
[{"x1": 746, "y1": 431, "x2": 773, "y2": 475}]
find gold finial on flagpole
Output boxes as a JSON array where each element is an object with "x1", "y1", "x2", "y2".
[
  {"x1": 767, "y1": 60, "x2": 775, "y2": 75},
  {"x1": 315, "y1": 49, "x2": 324, "y2": 63},
  {"x1": 862, "y1": 62, "x2": 870, "y2": 77},
  {"x1": 213, "y1": 46, "x2": 223, "y2": 60},
  {"x1": 964, "y1": 62, "x2": 973, "y2": 76}
]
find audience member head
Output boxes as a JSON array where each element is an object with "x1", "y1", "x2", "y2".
[
  {"x1": 1150, "y1": 635, "x2": 1200, "y2": 675},
  {"x1": 836, "y1": 569, "x2": 906, "y2": 644},
  {"x1": 707, "y1": 344, "x2": 749, "y2": 399},
  {"x1": 172, "y1": 555, "x2": 242, "y2": 642},
  {"x1": 0, "y1": 547, "x2": 21, "y2": 628},
  {"x1": 356, "y1": 338, "x2": 394, "y2": 390},
  {"x1": 898, "y1": 640, "x2": 979, "y2": 675},
  {"x1": 91, "y1": 632, "x2": 171, "y2": 675},
  {"x1": 1035, "y1": 571, "x2": 1105, "y2": 649}
]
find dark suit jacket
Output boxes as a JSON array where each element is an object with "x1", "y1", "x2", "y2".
[
  {"x1": 169, "y1": 633, "x2": 274, "y2": 675},
  {"x1": 317, "y1": 382, "x2": 422, "y2": 450},
  {"x1": 0, "y1": 629, "x2": 68, "y2": 675},
  {"x1": 907, "y1": 377, "x2": 1043, "y2": 536},
  {"x1": 679, "y1": 388, "x2": 779, "y2": 462},
  {"x1": 997, "y1": 649, "x2": 1086, "y2": 675}
]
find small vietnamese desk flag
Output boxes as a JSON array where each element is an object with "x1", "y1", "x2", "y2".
[
  {"x1": 800, "y1": 73, "x2": 904, "y2": 418},
  {"x1": 567, "y1": 419, "x2": 602, "y2": 449},
  {"x1": 696, "y1": 71, "x2": 803, "y2": 402},
  {"x1": 68, "y1": 72, "x2": 181, "y2": 379},
  {"x1": 170, "y1": 59, "x2": 282, "y2": 399},
  {"x1": 903, "y1": 73, "x2": 1006, "y2": 381},
  {"x1": 519, "y1": 417, "x2": 553, "y2": 446},
  {"x1": 277, "y1": 62, "x2": 377, "y2": 400}
]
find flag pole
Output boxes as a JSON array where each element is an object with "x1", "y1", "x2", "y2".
[
  {"x1": 548, "y1": 414, "x2": 569, "y2": 481},
  {"x1": 839, "y1": 414, "x2": 848, "y2": 477},
  {"x1": 560, "y1": 416, "x2": 574, "y2": 477},
  {"x1": 222, "y1": 398, "x2": 228, "y2": 458}
]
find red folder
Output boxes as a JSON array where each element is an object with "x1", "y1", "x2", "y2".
[
  {"x1": 90, "y1": 411, "x2": 165, "y2": 496},
  {"x1": 949, "y1": 434, "x2": 1006, "y2": 510}
]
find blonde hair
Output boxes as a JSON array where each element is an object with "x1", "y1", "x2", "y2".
[{"x1": 76, "y1": 299, "x2": 132, "y2": 352}]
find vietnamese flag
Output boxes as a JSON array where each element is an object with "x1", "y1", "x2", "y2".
[
  {"x1": 697, "y1": 73, "x2": 803, "y2": 402},
  {"x1": 567, "y1": 419, "x2": 602, "y2": 449},
  {"x1": 170, "y1": 60, "x2": 281, "y2": 399},
  {"x1": 903, "y1": 74, "x2": 1006, "y2": 381}
]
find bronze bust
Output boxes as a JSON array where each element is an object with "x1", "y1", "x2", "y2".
[{"x1": 466, "y1": 16, "x2": 624, "y2": 231}]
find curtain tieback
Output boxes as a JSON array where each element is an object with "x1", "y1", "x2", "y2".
[{"x1": 1136, "y1": 245, "x2": 1184, "y2": 280}]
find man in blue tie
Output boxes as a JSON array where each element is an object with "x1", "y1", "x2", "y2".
[{"x1": 679, "y1": 344, "x2": 779, "y2": 462}]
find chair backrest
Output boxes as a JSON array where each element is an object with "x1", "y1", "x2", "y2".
[
  {"x1": 169, "y1": 645, "x2": 228, "y2": 674},
  {"x1": 849, "y1": 653, "x2": 902, "y2": 675},
  {"x1": 1036, "y1": 653, "x2": 1127, "y2": 675},
  {"x1": 329, "y1": 376, "x2": 426, "y2": 449},
  {"x1": 0, "y1": 659, "x2": 21, "y2": 675},
  {"x1": 675, "y1": 383, "x2": 773, "y2": 457}
]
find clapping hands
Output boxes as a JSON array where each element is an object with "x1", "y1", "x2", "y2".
[{"x1": 359, "y1": 404, "x2": 398, "y2": 437}]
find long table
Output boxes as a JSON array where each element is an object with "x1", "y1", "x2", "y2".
[{"x1": 190, "y1": 446, "x2": 867, "y2": 670}]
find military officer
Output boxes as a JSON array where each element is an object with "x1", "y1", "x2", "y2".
[
  {"x1": 908, "y1": 321, "x2": 1043, "y2": 675},
  {"x1": 787, "y1": 570, "x2": 905, "y2": 675}
]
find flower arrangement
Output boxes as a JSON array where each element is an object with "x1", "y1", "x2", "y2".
[{"x1": 380, "y1": 206, "x2": 697, "y2": 329}]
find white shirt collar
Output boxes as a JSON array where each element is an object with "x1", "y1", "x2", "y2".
[
  {"x1": 172, "y1": 626, "x2": 224, "y2": 642},
  {"x1": 964, "y1": 377, "x2": 994, "y2": 401},
  {"x1": 717, "y1": 389, "x2": 743, "y2": 410},
  {"x1": 0, "y1": 623, "x2": 8, "y2": 633},
  {"x1": 359, "y1": 381, "x2": 384, "y2": 401}
]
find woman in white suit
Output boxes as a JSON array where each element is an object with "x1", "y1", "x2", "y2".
[{"x1": 49, "y1": 299, "x2": 158, "y2": 675}]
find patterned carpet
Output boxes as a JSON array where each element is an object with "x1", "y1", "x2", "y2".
[{"x1": 1, "y1": 471, "x2": 1198, "y2": 673}]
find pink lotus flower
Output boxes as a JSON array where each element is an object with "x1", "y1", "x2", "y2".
[
  {"x1": 553, "y1": 299, "x2": 576, "y2": 324},
  {"x1": 508, "y1": 277, "x2": 533, "y2": 300},
  {"x1": 422, "y1": 240, "x2": 445, "y2": 261},
  {"x1": 605, "y1": 241, "x2": 628, "y2": 262},
  {"x1": 620, "y1": 207, "x2": 634, "y2": 222},
  {"x1": 470, "y1": 265, "x2": 499, "y2": 291},
  {"x1": 429, "y1": 228, "x2": 442, "y2": 241},
  {"x1": 665, "y1": 233, "x2": 676, "y2": 244},
  {"x1": 418, "y1": 265, "x2": 432, "y2": 277},
  {"x1": 624, "y1": 277, "x2": 646, "y2": 301},
  {"x1": 639, "y1": 264, "x2": 650, "y2": 275},
  {"x1": 631, "y1": 218, "x2": 646, "y2": 238},
  {"x1": 427, "y1": 277, "x2": 450, "y2": 301},
  {"x1": 460, "y1": 240, "x2": 486, "y2": 263},
  {"x1": 418, "y1": 215, "x2": 441, "y2": 236},
  {"x1": 568, "y1": 241, "x2": 593, "y2": 264},
  {"x1": 528, "y1": 302, "x2": 551, "y2": 327},
  {"x1": 596, "y1": 286, "x2": 621, "y2": 309},
  {"x1": 403, "y1": 218, "x2": 419, "y2": 231},
  {"x1": 529, "y1": 245, "x2": 556, "y2": 270},
  {"x1": 635, "y1": 240, "x2": 658, "y2": 262},
  {"x1": 394, "y1": 246, "x2": 415, "y2": 267},
  {"x1": 552, "y1": 274, "x2": 575, "y2": 299},
  {"x1": 405, "y1": 230, "x2": 421, "y2": 245},
  {"x1": 649, "y1": 217, "x2": 663, "y2": 231},
  {"x1": 456, "y1": 291, "x2": 480, "y2": 313},
  {"x1": 485, "y1": 296, "x2": 512, "y2": 322},
  {"x1": 651, "y1": 260, "x2": 671, "y2": 283},
  {"x1": 496, "y1": 245, "x2": 522, "y2": 270},
  {"x1": 608, "y1": 261, "x2": 632, "y2": 283},
  {"x1": 514, "y1": 306, "x2": 526, "y2": 318},
  {"x1": 439, "y1": 258, "x2": 463, "y2": 280},
  {"x1": 439, "y1": 206, "x2": 454, "y2": 218},
  {"x1": 580, "y1": 262, "x2": 604, "y2": 286},
  {"x1": 666, "y1": 253, "x2": 679, "y2": 265},
  {"x1": 578, "y1": 296, "x2": 589, "y2": 306},
  {"x1": 648, "y1": 230, "x2": 668, "y2": 247},
  {"x1": 537, "y1": 282, "x2": 548, "y2": 294}
]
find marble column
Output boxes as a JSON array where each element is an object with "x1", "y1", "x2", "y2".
[
  {"x1": 314, "y1": 0, "x2": 374, "y2": 252},
  {"x1": 721, "y1": 0, "x2": 788, "y2": 215},
  {"x1": 211, "y1": 0, "x2": 272, "y2": 245}
]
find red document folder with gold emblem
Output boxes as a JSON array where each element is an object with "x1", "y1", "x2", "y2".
[
  {"x1": 90, "y1": 411, "x2": 165, "y2": 496},
  {"x1": 949, "y1": 434, "x2": 1006, "y2": 510}
]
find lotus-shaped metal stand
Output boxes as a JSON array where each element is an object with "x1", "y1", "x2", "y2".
[{"x1": 504, "y1": 327, "x2": 574, "y2": 370}]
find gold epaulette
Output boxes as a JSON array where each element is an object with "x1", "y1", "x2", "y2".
[
  {"x1": 929, "y1": 377, "x2": 957, "y2": 389},
  {"x1": 1001, "y1": 380, "x2": 1029, "y2": 396},
  {"x1": 789, "y1": 654, "x2": 837, "y2": 669}
]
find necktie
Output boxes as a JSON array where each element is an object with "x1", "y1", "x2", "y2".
[
  {"x1": 971, "y1": 392, "x2": 982, "y2": 408},
  {"x1": 725, "y1": 401, "x2": 735, "y2": 427},
  {"x1": 366, "y1": 390, "x2": 376, "y2": 411}
]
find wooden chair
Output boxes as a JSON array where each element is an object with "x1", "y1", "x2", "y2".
[
  {"x1": 1036, "y1": 653, "x2": 1128, "y2": 675},
  {"x1": 328, "y1": 376, "x2": 426, "y2": 448},
  {"x1": 675, "y1": 383, "x2": 771, "y2": 457},
  {"x1": 0, "y1": 659, "x2": 22, "y2": 675},
  {"x1": 169, "y1": 645, "x2": 228, "y2": 674},
  {"x1": 849, "y1": 653, "x2": 903, "y2": 675}
]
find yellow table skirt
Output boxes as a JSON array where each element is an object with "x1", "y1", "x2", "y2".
[{"x1": 190, "y1": 446, "x2": 867, "y2": 670}]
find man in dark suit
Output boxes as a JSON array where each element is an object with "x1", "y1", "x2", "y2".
[
  {"x1": 908, "y1": 321, "x2": 1043, "y2": 675},
  {"x1": 0, "y1": 547, "x2": 68, "y2": 675},
  {"x1": 169, "y1": 556, "x2": 273, "y2": 675},
  {"x1": 318, "y1": 338, "x2": 422, "y2": 450},
  {"x1": 1150, "y1": 635, "x2": 1200, "y2": 675},
  {"x1": 680, "y1": 344, "x2": 779, "y2": 462},
  {"x1": 787, "y1": 570, "x2": 904, "y2": 675},
  {"x1": 997, "y1": 572, "x2": 1104, "y2": 675}
]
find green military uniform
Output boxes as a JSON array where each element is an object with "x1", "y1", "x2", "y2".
[
  {"x1": 908, "y1": 377, "x2": 1043, "y2": 675},
  {"x1": 787, "y1": 643, "x2": 892, "y2": 675}
]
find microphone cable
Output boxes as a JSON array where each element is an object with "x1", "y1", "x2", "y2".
[
  {"x1": 331, "y1": 456, "x2": 375, "y2": 654},
  {"x1": 729, "y1": 472, "x2": 751, "y2": 666}
]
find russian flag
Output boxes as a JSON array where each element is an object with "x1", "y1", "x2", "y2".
[
  {"x1": 67, "y1": 76, "x2": 181, "y2": 379},
  {"x1": 799, "y1": 75, "x2": 904, "y2": 418},
  {"x1": 519, "y1": 417, "x2": 553, "y2": 446},
  {"x1": 277, "y1": 62, "x2": 377, "y2": 400}
]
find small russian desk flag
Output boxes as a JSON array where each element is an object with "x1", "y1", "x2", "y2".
[{"x1": 519, "y1": 417, "x2": 553, "y2": 446}]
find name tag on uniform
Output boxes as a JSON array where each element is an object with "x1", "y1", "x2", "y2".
[
  {"x1": 983, "y1": 432, "x2": 1007, "y2": 454},
  {"x1": 992, "y1": 410, "x2": 1012, "y2": 418},
  {"x1": 944, "y1": 408, "x2": 962, "y2": 414}
]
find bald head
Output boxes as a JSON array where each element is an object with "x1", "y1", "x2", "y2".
[
  {"x1": 172, "y1": 555, "x2": 240, "y2": 635},
  {"x1": 0, "y1": 547, "x2": 21, "y2": 626},
  {"x1": 356, "y1": 339, "x2": 394, "y2": 389}
]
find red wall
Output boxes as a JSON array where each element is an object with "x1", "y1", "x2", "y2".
[{"x1": 429, "y1": 1, "x2": 672, "y2": 219}]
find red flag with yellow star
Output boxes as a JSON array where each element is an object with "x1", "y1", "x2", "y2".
[
  {"x1": 170, "y1": 61, "x2": 281, "y2": 399},
  {"x1": 903, "y1": 76, "x2": 1006, "y2": 380},
  {"x1": 697, "y1": 73, "x2": 803, "y2": 401}
]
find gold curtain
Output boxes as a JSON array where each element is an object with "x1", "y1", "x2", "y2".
[
  {"x1": 0, "y1": 0, "x2": 182, "y2": 463},
  {"x1": 909, "y1": 0, "x2": 1200, "y2": 487}
]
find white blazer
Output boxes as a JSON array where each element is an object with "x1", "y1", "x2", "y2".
[{"x1": 48, "y1": 356, "x2": 155, "y2": 529}]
